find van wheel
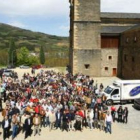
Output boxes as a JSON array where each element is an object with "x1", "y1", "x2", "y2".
[{"x1": 106, "y1": 100, "x2": 113, "y2": 106}]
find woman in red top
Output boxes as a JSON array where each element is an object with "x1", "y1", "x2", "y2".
[{"x1": 111, "y1": 105, "x2": 116, "y2": 122}]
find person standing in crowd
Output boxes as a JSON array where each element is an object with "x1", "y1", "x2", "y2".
[
  {"x1": 68, "y1": 110, "x2": 75, "y2": 131},
  {"x1": 123, "y1": 107, "x2": 128, "y2": 124},
  {"x1": 87, "y1": 109, "x2": 93, "y2": 130},
  {"x1": 12, "y1": 114, "x2": 18, "y2": 140},
  {"x1": 105, "y1": 111, "x2": 112, "y2": 134},
  {"x1": 117, "y1": 106, "x2": 123, "y2": 123},
  {"x1": 61, "y1": 110, "x2": 69, "y2": 132},
  {"x1": 24, "y1": 115, "x2": 32, "y2": 139},
  {"x1": 93, "y1": 108, "x2": 99, "y2": 129},
  {"x1": 99, "y1": 110, "x2": 106, "y2": 131},
  {"x1": 33, "y1": 114, "x2": 41, "y2": 136},
  {"x1": 21, "y1": 112, "x2": 27, "y2": 133},
  {"x1": 111, "y1": 105, "x2": 116, "y2": 122},
  {"x1": 75, "y1": 109, "x2": 84, "y2": 131},
  {"x1": 55, "y1": 109, "x2": 62, "y2": 129},
  {"x1": 49, "y1": 110, "x2": 56, "y2": 131},
  {"x1": 44, "y1": 108, "x2": 50, "y2": 127},
  {"x1": 2, "y1": 116, "x2": 10, "y2": 140}
]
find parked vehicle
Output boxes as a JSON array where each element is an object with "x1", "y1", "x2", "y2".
[
  {"x1": 19, "y1": 65, "x2": 30, "y2": 69},
  {"x1": 7, "y1": 65, "x2": 16, "y2": 69},
  {"x1": 134, "y1": 98, "x2": 140, "y2": 110},
  {"x1": 103, "y1": 80, "x2": 140, "y2": 105},
  {"x1": 2, "y1": 69, "x2": 14, "y2": 77},
  {"x1": 32, "y1": 65, "x2": 43, "y2": 69}
]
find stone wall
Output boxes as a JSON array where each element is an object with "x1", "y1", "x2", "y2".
[
  {"x1": 120, "y1": 27, "x2": 140, "y2": 79},
  {"x1": 74, "y1": 0, "x2": 100, "y2": 21},
  {"x1": 73, "y1": 49, "x2": 101, "y2": 76},
  {"x1": 101, "y1": 49, "x2": 118, "y2": 77},
  {"x1": 70, "y1": 0, "x2": 101, "y2": 76}
]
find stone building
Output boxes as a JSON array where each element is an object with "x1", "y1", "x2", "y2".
[
  {"x1": 69, "y1": 0, "x2": 140, "y2": 77},
  {"x1": 119, "y1": 25, "x2": 140, "y2": 79}
]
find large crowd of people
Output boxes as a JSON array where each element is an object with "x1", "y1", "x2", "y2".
[{"x1": 0, "y1": 69, "x2": 128, "y2": 140}]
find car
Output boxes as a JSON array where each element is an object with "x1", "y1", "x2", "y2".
[
  {"x1": 7, "y1": 65, "x2": 16, "y2": 69},
  {"x1": 19, "y1": 65, "x2": 30, "y2": 69},
  {"x1": 2, "y1": 69, "x2": 13, "y2": 77},
  {"x1": 32, "y1": 65, "x2": 43, "y2": 69},
  {"x1": 134, "y1": 98, "x2": 140, "y2": 110}
]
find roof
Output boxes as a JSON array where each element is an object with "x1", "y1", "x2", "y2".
[
  {"x1": 101, "y1": 26, "x2": 132, "y2": 34},
  {"x1": 123, "y1": 24, "x2": 140, "y2": 32},
  {"x1": 101, "y1": 12, "x2": 140, "y2": 19}
]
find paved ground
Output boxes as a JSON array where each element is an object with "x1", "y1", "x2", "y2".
[{"x1": 0, "y1": 68, "x2": 140, "y2": 140}]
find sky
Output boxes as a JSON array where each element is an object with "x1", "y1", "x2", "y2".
[{"x1": 0, "y1": 0, "x2": 140, "y2": 37}]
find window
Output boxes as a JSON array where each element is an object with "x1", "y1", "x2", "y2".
[
  {"x1": 105, "y1": 67, "x2": 108, "y2": 71},
  {"x1": 85, "y1": 64, "x2": 90, "y2": 69},
  {"x1": 132, "y1": 56, "x2": 135, "y2": 62},
  {"x1": 126, "y1": 37, "x2": 129, "y2": 43},
  {"x1": 111, "y1": 89, "x2": 119, "y2": 96},
  {"x1": 108, "y1": 56, "x2": 112, "y2": 60},
  {"x1": 134, "y1": 36, "x2": 137, "y2": 42}
]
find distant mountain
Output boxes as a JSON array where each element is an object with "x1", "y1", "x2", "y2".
[{"x1": 0, "y1": 23, "x2": 69, "y2": 52}]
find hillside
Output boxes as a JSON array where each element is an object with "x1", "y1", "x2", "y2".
[
  {"x1": 0, "y1": 23, "x2": 69, "y2": 67},
  {"x1": 0, "y1": 23, "x2": 69, "y2": 52}
]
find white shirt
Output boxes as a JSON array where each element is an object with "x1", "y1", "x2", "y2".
[
  {"x1": 105, "y1": 114, "x2": 112, "y2": 122},
  {"x1": 4, "y1": 120, "x2": 9, "y2": 128}
]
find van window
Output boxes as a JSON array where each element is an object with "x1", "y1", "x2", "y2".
[
  {"x1": 104, "y1": 86, "x2": 113, "y2": 94},
  {"x1": 111, "y1": 89, "x2": 119, "y2": 96}
]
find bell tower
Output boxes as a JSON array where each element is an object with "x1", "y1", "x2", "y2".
[{"x1": 69, "y1": 0, "x2": 101, "y2": 76}]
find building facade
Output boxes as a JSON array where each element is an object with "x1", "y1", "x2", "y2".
[
  {"x1": 69, "y1": 0, "x2": 140, "y2": 77},
  {"x1": 119, "y1": 25, "x2": 140, "y2": 79}
]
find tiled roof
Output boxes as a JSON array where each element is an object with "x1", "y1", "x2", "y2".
[
  {"x1": 101, "y1": 26, "x2": 132, "y2": 34},
  {"x1": 101, "y1": 12, "x2": 140, "y2": 19}
]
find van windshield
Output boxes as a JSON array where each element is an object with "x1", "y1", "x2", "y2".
[{"x1": 104, "y1": 86, "x2": 113, "y2": 94}]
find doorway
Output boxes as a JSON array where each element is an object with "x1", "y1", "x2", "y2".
[{"x1": 112, "y1": 68, "x2": 117, "y2": 76}]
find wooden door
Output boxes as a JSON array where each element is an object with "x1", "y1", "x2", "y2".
[{"x1": 112, "y1": 68, "x2": 117, "y2": 76}]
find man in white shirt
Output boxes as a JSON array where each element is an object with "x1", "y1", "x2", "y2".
[
  {"x1": 105, "y1": 111, "x2": 113, "y2": 134},
  {"x1": 21, "y1": 112, "x2": 27, "y2": 133},
  {"x1": 45, "y1": 108, "x2": 50, "y2": 127}
]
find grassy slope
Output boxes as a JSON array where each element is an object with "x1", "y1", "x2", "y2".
[
  {"x1": 0, "y1": 23, "x2": 69, "y2": 52},
  {"x1": 0, "y1": 23, "x2": 69, "y2": 67}
]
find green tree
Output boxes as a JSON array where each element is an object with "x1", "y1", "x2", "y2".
[
  {"x1": 17, "y1": 46, "x2": 39, "y2": 66},
  {"x1": 39, "y1": 45, "x2": 45, "y2": 64},
  {"x1": 9, "y1": 39, "x2": 17, "y2": 65},
  {"x1": 17, "y1": 47, "x2": 29, "y2": 65}
]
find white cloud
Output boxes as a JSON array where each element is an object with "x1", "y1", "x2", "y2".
[
  {"x1": 0, "y1": 0, "x2": 69, "y2": 17},
  {"x1": 7, "y1": 21, "x2": 27, "y2": 28},
  {"x1": 59, "y1": 25, "x2": 69, "y2": 30},
  {"x1": 101, "y1": 0, "x2": 140, "y2": 13}
]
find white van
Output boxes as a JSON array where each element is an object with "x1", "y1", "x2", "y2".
[{"x1": 103, "y1": 80, "x2": 140, "y2": 105}]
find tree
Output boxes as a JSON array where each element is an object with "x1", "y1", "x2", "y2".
[
  {"x1": 39, "y1": 45, "x2": 45, "y2": 64},
  {"x1": 17, "y1": 47, "x2": 29, "y2": 65},
  {"x1": 17, "y1": 46, "x2": 39, "y2": 66},
  {"x1": 9, "y1": 39, "x2": 17, "y2": 66}
]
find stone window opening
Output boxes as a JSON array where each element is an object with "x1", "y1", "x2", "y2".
[
  {"x1": 134, "y1": 36, "x2": 137, "y2": 42},
  {"x1": 105, "y1": 67, "x2": 108, "y2": 71},
  {"x1": 108, "y1": 56, "x2": 112, "y2": 60},
  {"x1": 85, "y1": 64, "x2": 90, "y2": 69},
  {"x1": 132, "y1": 56, "x2": 135, "y2": 62},
  {"x1": 126, "y1": 37, "x2": 129, "y2": 43}
]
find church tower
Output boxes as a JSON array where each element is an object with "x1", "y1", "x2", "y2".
[{"x1": 69, "y1": 0, "x2": 101, "y2": 76}]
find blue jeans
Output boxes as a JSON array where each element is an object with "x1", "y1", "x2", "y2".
[
  {"x1": 106, "y1": 122, "x2": 111, "y2": 134},
  {"x1": 12, "y1": 125, "x2": 18, "y2": 138},
  {"x1": 45, "y1": 117, "x2": 50, "y2": 127}
]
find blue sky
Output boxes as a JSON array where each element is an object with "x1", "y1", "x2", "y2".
[{"x1": 0, "y1": 0, "x2": 140, "y2": 37}]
